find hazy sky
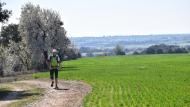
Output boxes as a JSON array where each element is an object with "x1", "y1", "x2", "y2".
[{"x1": 2, "y1": 0, "x2": 190, "y2": 37}]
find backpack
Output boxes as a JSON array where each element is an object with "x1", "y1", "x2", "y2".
[{"x1": 50, "y1": 56, "x2": 58, "y2": 67}]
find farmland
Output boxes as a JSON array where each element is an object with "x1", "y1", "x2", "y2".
[{"x1": 34, "y1": 54, "x2": 190, "y2": 107}]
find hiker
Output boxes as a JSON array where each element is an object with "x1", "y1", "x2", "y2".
[{"x1": 47, "y1": 49, "x2": 61, "y2": 89}]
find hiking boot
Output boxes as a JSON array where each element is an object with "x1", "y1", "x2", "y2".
[
  {"x1": 51, "y1": 81, "x2": 54, "y2": 87},
  {"x1": 55, "y1": 85, "x2": 59, "y2": 89}
]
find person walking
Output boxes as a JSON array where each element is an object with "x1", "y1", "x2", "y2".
[{"x1": 47, "y1": 49, "x2": 61, "y2": 89}]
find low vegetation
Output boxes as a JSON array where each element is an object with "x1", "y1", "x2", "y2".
[
  {"x1": 9, "y1": 87, "x2": 43, "y2": 107},
  {"x1": 0, "y1": 87, "x2": 11, "y2": 99},
  {"x1": 0, "y1": 82, "x2": 44, "y2": 107},
  {"x1": 34, "y1": 54, "x2": 190, "y2": 107}
]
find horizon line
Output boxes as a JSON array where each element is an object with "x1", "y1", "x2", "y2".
[{"x1": 68, "y1": 33, "x2": 190, "y2": 38}]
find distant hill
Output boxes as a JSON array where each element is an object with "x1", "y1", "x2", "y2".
[{"x1": 70, "y1": 34, "x2": 190, "y2": 49}]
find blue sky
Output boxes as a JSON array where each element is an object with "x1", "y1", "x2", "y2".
[{"x1": 2, "y1": 0, "x2": 190, "y2": 37}]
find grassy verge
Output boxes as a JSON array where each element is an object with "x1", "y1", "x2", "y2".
[
  {"x1": 0, "y1": 86, "x2": 12, "y2": 99},
  {"x1": 0, "y1": 74, "x2": 34, "y2": 83},
  {"x1": 9, "y1": 88, "x2": 44, "y2": 107},
  {"x1": 0, "y1": 83, "x2": 44, "y2": 107}
]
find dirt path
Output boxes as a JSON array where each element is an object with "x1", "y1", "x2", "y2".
[{"x1": 0, "y1": 79, "x2": 92, "y2": 107}]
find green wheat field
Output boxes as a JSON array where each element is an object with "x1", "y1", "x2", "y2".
[{"x1": 34, "y1": 54, "x2": 190, "y2": 107}]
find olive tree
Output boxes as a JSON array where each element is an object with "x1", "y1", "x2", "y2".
[{"x1": 19, "y1": 3, "x2": 71, "y2": 70}]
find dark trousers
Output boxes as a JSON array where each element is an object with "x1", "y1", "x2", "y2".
[{"x1": 50, "y1": 69, "x2": 58, "y2": 80}]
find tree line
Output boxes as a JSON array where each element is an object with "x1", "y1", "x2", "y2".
[{"x1": 134, "y1": 44, "x2": 189, "y2": 55}]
